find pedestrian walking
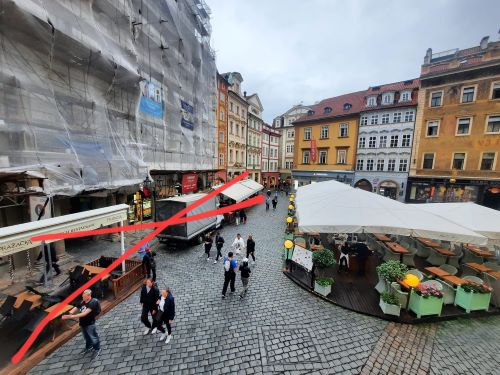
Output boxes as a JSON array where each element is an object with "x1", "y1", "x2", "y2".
[
  {"x1": 142, "y1": 247, "x2": 157, "y2": 281},
  {"x1": 139, "y1": 278, "x2": 160, "y2": 335},
  {"x1": 214, "y1": 231, "x2": 225, "y2": 264},
  {"x1": 246, "y1": 234, "x2": 256, "y2": 263},
  {"x1": 265, "y1": 196, "x2": 271, "y2": 211},
  {"x1": 338, "y1": 242, "x2": 349, "y2": 273},
  {"x1": 204, "y1": 232, "x2": 213, "y2": 261},
  {"x1": 37, "y1": 243, "x2": 61, "y2": 282},
  {"x1": 272, "y1": 197, "x2": 278, "y2": 210},
  {"x1": 239, "y1": 208, "x2": 247, "y2": 224},
  {"x1": 61, "y1": 289, "x2": 101, "y2": 359},
  {"x1": 232, "y1": 233, "x2": 245, "y2": 256},
  {"x1": 222, "y1": 252, "x2": 238, "y2": 298},
  {"x1": 152, "y1": 288, "x2": 175, "y2": 344},
  {"x1": 239, "y1": 258, "x2": 252, "y2": 298},
  {"x1": 274, "y1": 190, "x2": 278, "y2": 202}
]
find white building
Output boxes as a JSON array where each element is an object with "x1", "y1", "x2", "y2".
[
  {"x1": 245, "y1": 94, "x2": 264, "y2": 183},
  {"x1": 354, "y1": 80, "x2": 419, "y2": 201},
  {"x1": 262, "y1": 124, "x2": 281, "y2": 189}
]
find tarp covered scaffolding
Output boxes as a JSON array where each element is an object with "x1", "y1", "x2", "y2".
[{"x1": 0, "y1": 0, "x2": 217, "y2": 196}]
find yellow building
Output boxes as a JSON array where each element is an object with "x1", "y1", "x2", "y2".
[
  {"x1": 292, "y1": 91, "x2": 366, "y2": 186},
  {"x1": 408, "y1": 36, "x2": 500, "y2": 208}
]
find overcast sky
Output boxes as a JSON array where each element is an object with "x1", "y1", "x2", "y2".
[{"x1": 209, "y1": 0, "x2": 500, "y2": 123}]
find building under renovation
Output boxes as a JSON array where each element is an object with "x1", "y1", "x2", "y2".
[{"x1": 0, "y1": 0, "x2": 217, "y2": 266}]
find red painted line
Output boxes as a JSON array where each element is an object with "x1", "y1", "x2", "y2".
[
  {"x1": 12, "y1": 171, "x2": 254, "y2": 365},
  {"x1": 32, "y1": 195, "x2": 264, "y2": 242}
]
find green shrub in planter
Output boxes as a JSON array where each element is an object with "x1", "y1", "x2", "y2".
[
  {"x1": 312, "y1": 248, "x2": 337, "y2": 269},
  {"x1": 381, "y1": 292, "x2": 399, "y2": 305},
  {"x1": 379, "y1": 292, "x2": 401, "y2": 316},
  {"x1": 376, "y1": 260, "x2": 408, "y2": 282},
  {"x1": 455, "y1": 284, "x2": 492, "y2": 313},
  {"x1": 315, "y1": 277, "x2": 334, "y2": 286},
  {"x1": 314, "y1": 277, "x2": 334, "y2": 297}
]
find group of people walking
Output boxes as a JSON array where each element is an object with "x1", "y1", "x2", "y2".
[{"x1": 265, "y1": 190, "x2": 279, "y2": 211}]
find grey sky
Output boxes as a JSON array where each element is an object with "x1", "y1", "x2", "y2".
[{"x1": 209, "y1": 0, "x2": 500, "y2": 123}]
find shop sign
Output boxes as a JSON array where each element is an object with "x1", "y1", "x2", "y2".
[
  {"x1": 181, "y1": 173, "x2": 198, "y2": 193},
  {"x1": 30, "y1": 196, "x2": 51, "y2": 221},
  {"x1": 310, "y1": 139, "x2": 317, "y2": 162}
]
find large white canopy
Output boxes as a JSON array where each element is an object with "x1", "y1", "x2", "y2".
[
  {"x1": 411, "y1": 202, "x2": 500, "y2": 242},
  {"x1": 295, "y1": 180, "x2": 487, "y2": 245},
  {"x1": 215, "y1": 179, "x2": 263, "y2": 202}
]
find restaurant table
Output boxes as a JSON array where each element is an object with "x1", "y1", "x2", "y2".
[
  {"x1": 464, "y1": 245, "x2": 495, "y2": 258},
  {"x1": 374, "y1": 233, "x2": 391, "y2": 242},
  {"x1": 294, "y1": 231, "x2": 304, "y2": 236},
  {"x1": 416, "y1": 237, "x2": 440, "y2": 248},
  {"x1": 441, "y1": 275, "x2": 468, "y2": 287},
  {"x1": 434, "y1": 247, "x2": 456, "y2": 256},
  {"x1": 14, "y1": 291, "x2": 43, "y2": 309},
  {"x1": 386, "y1": 241, "x2": 410, "y2": 262},
  {"x1": 425, "y1": 266, "x2": 450, "y2": 278},
  {"x1": 84, "y1": 265, "x2": 111, "y2": 281},
  {"x1": 465, "y1": 262, "x2": 492, "y2": 273},
  {"x1": 45, "y1": 303, "x2": 75, "y2": 341}
]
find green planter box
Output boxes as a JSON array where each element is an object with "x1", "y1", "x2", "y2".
[
  {"x1": 454, "y1": 286, "x2": 491, "y2": 313},
  {"x1": 408, "y1": 290, "x2": 443, "y2": 319},
  {"x1": 314, "y1": 281, "x2": 332, "y2": 297},
  {"x1": 379, "y1": 298, "x2": 401, "y2": 316}
]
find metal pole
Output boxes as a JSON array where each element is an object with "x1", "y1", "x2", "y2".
[
  {"x1": 8, "y1": 255, "x2": 14, "y2": 285},
  {"x1": 26, "y1": 250, "x2": 33, "y2": 276},
  {"x1": 41, "y1": 241, "x2": 48, "y2": 287},
  {"x1": 120, "y1": 220, "x2": 126, "y2": 273},
  {"x1": 46, "y1": 242, "x2": 53, "y2": 286}
]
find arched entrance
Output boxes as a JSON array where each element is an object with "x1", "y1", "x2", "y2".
[
  {"x1": 378, "y1": 180, "x2": 398, "y2": 200},
  {"x1": 354, "y1": 179, "x2": 372, "y2": 192}
]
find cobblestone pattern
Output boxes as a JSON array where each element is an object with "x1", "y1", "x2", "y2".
[{"x1": 360, "y1": 322, "x2": 436, "y2": 375}]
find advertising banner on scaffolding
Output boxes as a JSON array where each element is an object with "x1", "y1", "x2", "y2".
[
  {"x1": 139, "y1": 80, "x2": 164, "y2": 118},
  {"x1": 182, "y1": 173, "x2": 198, "y2": 194},
  {"x1": 181, "y1": 99, "x2": 195, "y2": 130}
]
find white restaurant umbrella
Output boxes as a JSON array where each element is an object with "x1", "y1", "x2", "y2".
[{"x1": 295, "y1": 180, "x2": 487, "y2": 245}]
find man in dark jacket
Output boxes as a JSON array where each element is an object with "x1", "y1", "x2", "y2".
[
  {"x1": 246, "y1": 234, "x2": 256, "y2": 263},
  {"x1": 142, "y1": 248, "x2": 157, "y2": 281},
  {"x1": 140, "y1": 278, "x2": 160, "y2": 335},
  {"x1": 152, "y1": 288, "x2": 176, "y2": 344},
  {"x1": 214, "y1": 231, "x2": 225, "y2": 264},
  {"x1": 356, "y1": 241, "x2": 371, "y2": 276},
  {"x1": 239, "y1": 258, "x2": 251, "y2": 298},
  {"x1": 37, "y1": 243, "x2": 61, "y2": 282}
]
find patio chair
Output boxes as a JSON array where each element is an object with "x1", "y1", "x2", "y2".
[
  {"x1": 406, "y1": 269, "x2": 424, "y2": 281},
  {"x1": 440, "y1": 241, "x2": 451, "y2": 249},
  {"x1": 483, "y1": 273, "x2": 500, "y2": 308},
  {"x1": 415, "y1": 242, "x2": 431, "y2": 258},
  {"x1": 12, "y1": 300, "x2": 33, "y2": 322},
  {"x1": 421, "y1": 280, "x2": 443, "y2": 290},
  {"x1": 0, "y1": 295, "x2": 16, "y2": 321},
  {"x1": 22, "y1": 310, "x2": 49, "y2": 333},
  {"x1": 435, "y1": 280, "x2": 455, "y2": 305},
  {"x1": 484, "y1": 262, "x2": 500, "y2": 272},
  {"x1": 390, "y1": 282, "x2": 408, "y2": 309},
  {"x1": 402, "y1": 247, "x2": 417, "y2": 267},
  {"x1": 426, "y1": 247, "x2": 447, "y2": 266},
  {"x1": 439, "y1": 264, "x2": 458, "y2": 276},
  {"x1": 461, "y1": 249, "x2": 483, "y2": 264},
  {"x1": 383, "y1": 250, "x2": 401, "y2": 263},
  {"x1": 463, "y1": 276, "x2": 483, "y2": 285},
  {"x1": 375, "y1": 273, "x2": 388, "y2": 294},
  {"x1": 447, "y1": 248, "x2": 463, "y2": 269}
]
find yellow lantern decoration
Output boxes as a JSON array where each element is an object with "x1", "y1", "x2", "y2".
[
  {"x1": 288, "y1": 205, "x2": 294, "y2": 210},
  {"x1": 290, "y1": 194, "x2": 295, "y2": 199},
  {"x1": 289, "y1": 197, "x2": 294, "y2": 202},
  {"x1": 403, "y1": 273, "x2": 420, "y2": 288},
  {"x1": 284, "y1": 240, "x2": 294, "y2": 249},
  {"x1": 286, "y1": 217, "x2": 293, "y2": 223}
]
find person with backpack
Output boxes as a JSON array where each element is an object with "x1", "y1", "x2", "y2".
[
  {"x1": 214, "y1": 231, "x2": 225, "y2": 264},
  {"x1": 139, "y1": 278, "x2": 160, "y2": 335},
  {"x1": 265, "y1": 196, "x2": 271, "y2": 211},
  {"x1": 246, "y1": 234, "x2": 256, "y2": 263},
  {"x1": 204, "y1": 232, "x2": 213, "y2": 261},
  {"x1": 272, "y1": 196, "x2": 278, "y2": 210},
  {"x1": 222, "y1": 252, "x2": 238, "y2": 299},
  {"x1": 142, "y1": 247, "x2": 157, "y2": 281},
  {"x1": 62, "y1": 289, "x2": 101, "y2": 359},
  {"x1": 239, "y1": 258, "x2": 252, "y2": 299},
  {"x1": 152, "y1": 288, "x2": 176, "y2": 344}
]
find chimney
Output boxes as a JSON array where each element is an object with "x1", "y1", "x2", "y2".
[
  {"x1": 480, "y1": 36, "x2": 489, "y2": 50},
  {"x1": 424, "y1": 48, "x2": 432, "y2": 64}
]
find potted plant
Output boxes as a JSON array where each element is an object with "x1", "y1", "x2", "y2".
[
  {"x1": 375, "y1": 260, "x2": 408, "y2": 294},
  {"x1": 408, "y1": 283, "x2": 444, "y2": 319},
  {"x1": 455, "y1": 283, "x2": 492, "y2": 313},
  {"x1": 312, "y1": 248, "x2": 337, "y2": 278},
  {"x1": 314, "y1": 277, "x2": 334, "y2": 297},
  {"x1": 379, "y1": 292, "x2": 401, "y2": 316}
]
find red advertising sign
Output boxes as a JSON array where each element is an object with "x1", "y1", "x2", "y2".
[
  {"x1": 181, "y1": 173, "x2": 198, "y2": 194},
  {"x1": 310, "y1": 139, "x2": 317, "y2": 162}
]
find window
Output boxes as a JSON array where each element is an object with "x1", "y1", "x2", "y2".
[
  {"x1": 390, "y1": 135, "x2": 399, "y2": 148},
  {"x1": 461, "y1": 87, "x2": 475, "y2": 103},
  {"x1": 319, "y1": 150, "x2": 328, "y2": 164},
  {"x1": 426, "y1": 120, "x2": 439, "y2": 137},
  {"x1": 452, "y1": 153, "x2": 466, "y2": 170},
  {"x1": 402, "y1": 134, "x2": 411, "y2": 147},
  {"x1": 286, "y1": 145, "x2": 294, "y2": 153},
  {"x1": 400, "y1": 92, "x2": 410, "y2": 102},
  {"x1": 337, "y1": 149, "x2": 347, "y2": 164},
  {"x1": 370, "y1": 115, "x2": 379, "y2": 125},
  {"x1": 236, "y1": 105, "x2": 239, "y2": 115},
  {"x1": 361, "y1": 116, "x2": 368, "y2": 126},
  {"x1": 339, "y1": 123, "x2": 349, "y2": 137},
  {"x1": 404, "y1": 111, "x2": 414, "y2": 122},
  {"x1": 303, "y1": 150, "x2": 310, "y2": 164},
  {"x1": 229, "y1": 150, "x2": 233, "y2": 163},
  {"x1": 219, "y1": 153, "x2": 224, "y2": 165},
  {"x1": 379, "y1": 135, "x2": 387, "y2": 148},
  {"x1": 320, "y1": 126, "x2": 329, "y2": 139},
  {"x1": 229, "y1": 122, "x2": 233, "y2": 134},
  {"x1": 235, "y1": 150, "x2": 239, "y2": 163},
  {"x1": 304, "y1": 127, "x2": 312, "y2": 140},
  {"x1": 368, "y1": 136, "x2": 376, "y2": 148},
  {"x1": 366, "y1": 159, "x2": 374, "y2": 171},
  {"x1": 343, "y1": 103, "x2": 352, "y2": 111},
  {"x1": 356, "y1": 159, "x2": 364, "y2": 171},
  {"x1": 383, "y1": 94, "x2": 392, "y2": 104},
  {"x1": 236, "y1": 125, "x2": 240, "y2": 137},
  {"x1": 480, "y1": 152, "x2": 496, "y2": 171},
  {"x1": 456, "y1": 118, "x2": 471, "y2": 135},
  {"x1": 324, "y1": 107, "x2": 332, "y2": 114},
  {"x1": 358, "y1": 137, "x2": 366, "y2": 148},
  {"x1": 492, "y1": 82, "x2": 500, "y2": 100},
  {"x1": 422, "y1": 153, "x2": 434, "y2": 169},
  {"x1": 229, "y1": 102, "x2": 233, "y2": 112},
  {"x1": 399, "y1": 159, "x2": 408, "y2": 172},
  {"x1": 387, "y1": 159, "x2": 396, "y2": 171},
  {"x1": 376, "y1": 159, "x2": 385, "y2": 171},
  {"x1": 381, "y1": 114, "x2": 390, "y2": 124},
  {"x1": 367, "y1": 97, "x2": 376, "y2": 106},
  {"x1": 486, "y1": 115, "x2": 500, "y2": 133},
  {"x1": 287, "y1": 130, "x2": 295, "y2": 138},
  {"x1": 242, "y1": 109, "x2": 245, "y2": 117},
  {"x1": 219, "y1": 131, "x2": 224, "y2": 142},
  {"x1": 393, "y1": 112, "x2": 402, "y2": 122},
  {"x1": 219, "y1": 110, "x2": 224, "y2": 121},
  {"x1": 430, "y1": 91, "x2": 442, "y2": 107}
]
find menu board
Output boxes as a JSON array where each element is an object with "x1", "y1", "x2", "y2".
[{"x1": 292, "y1": 244, "x2": 313, "y2": 271}]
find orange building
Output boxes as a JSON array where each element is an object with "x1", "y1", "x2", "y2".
[
  {"x1": 216, "y1": 73, "x2": 229, "y2": 182},
  {"x1": 407, "y1": 36, "x2": 500, "y2": 208},
  {"x1": 292, "y1": 91, "x2": 366, "y2": 187}
]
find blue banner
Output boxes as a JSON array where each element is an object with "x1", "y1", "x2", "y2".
[
  {"x1": 139, "y1": 80, "x2": 163, "y2": 118},
  {"x1": 139, "y1": 96, "x2": 163, "y2": 118},
  {"x1": 181, "y1": 118, "x2": 194, "y2": 130},
  {"x1": 180, "y1": 100, "x2": 194, "y2": 114}
]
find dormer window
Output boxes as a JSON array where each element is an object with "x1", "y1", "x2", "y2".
[
  {"x1": 382, "y1": 93, "x2": 393, "y2": 104},
  {"x1": 400, "y1": 91, "x2": 411, "y2": 102},
  {"x1": 324, "y1": 107, "x2": 332, "y2": 114},
  {"x1": 343, "y1": 103, "x2": 352, "y2": 111},
  {"x1": 307, "y1": 110, "x2": 315, "y2": 116},
  {"x1": 367, "y1": 96, "x2": 376, "y2": 107}
]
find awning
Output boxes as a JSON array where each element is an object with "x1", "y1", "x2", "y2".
[
  {"x1": 215, "y1": 179, "x2": 264, "y2": 202},
  {"x1": 0, "y1": 204, "x2": 129, "y2": 257}
]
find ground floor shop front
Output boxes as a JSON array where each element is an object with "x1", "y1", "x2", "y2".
[
  {"x1": 291, "y1": 170, "x2": 354, "y2": 189},
  {"x1": 354, "y1": 172, "x2": 408, "y2": 202}
]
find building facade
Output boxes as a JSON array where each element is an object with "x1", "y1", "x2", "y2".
[
  {"x1": 224, "y1": 72, "x2": 249, "y2": 179},
  {"x1": 354, "y1": 80, "x2": 419, "y2": 201},
  {"x1": 273, "y1": 105, "x2": 311, "y2": 185},
  {"x1": 292, "y1": 91, "x2": 366, "y2": 187},
  {"x1": 261, "y1": 124, "x2": 281, "y2": 188},
  {"x1": 408, "y1": 36, "x2": 500, "y2": 209},
  {"x1": 216, "y1": 73, "x2": 230, "y2": 183},
  {"x1": 245, "y1": 94, "x2": 264, "y2": 183}
]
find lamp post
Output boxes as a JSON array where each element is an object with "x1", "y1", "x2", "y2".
[{"x1": 284, "y1": 239, "x2": 294, "y2": 271}]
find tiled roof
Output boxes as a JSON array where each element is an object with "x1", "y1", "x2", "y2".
[
  {"x1": 366, "y1": 79, "x2": 420, "y2": 94},
  {"x1": 456, "y1": 46, "x2": 481, "y2": 58}
]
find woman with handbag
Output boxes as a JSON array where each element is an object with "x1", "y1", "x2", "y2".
[{"x1": 152, "y1": 288, "x2": 176, "y2": 344}]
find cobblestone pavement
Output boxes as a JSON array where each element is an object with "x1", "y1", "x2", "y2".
[{"x1": 29, "y1": 195, "x2": 500, "y2": 375}]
